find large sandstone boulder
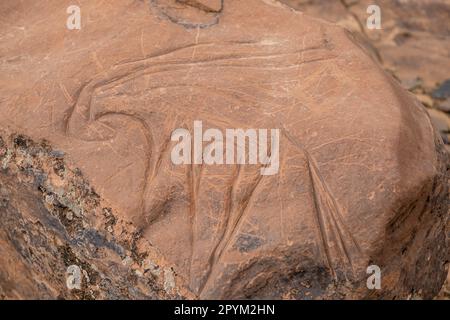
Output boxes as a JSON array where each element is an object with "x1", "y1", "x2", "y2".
[{"x1": 0, "y1": 0, "x2": 448, "y2": 299}]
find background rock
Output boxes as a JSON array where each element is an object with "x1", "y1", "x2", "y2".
[{"x1": 281, "y1": 0, "x2": 450, "y2": 300}]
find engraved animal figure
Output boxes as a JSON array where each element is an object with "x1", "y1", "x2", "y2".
[{"x1": 65, "y1": 40, "x2": 362, "y2": 297}]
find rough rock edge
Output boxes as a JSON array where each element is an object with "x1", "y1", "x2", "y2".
[{"x1": 0, "y1": 131, "x2": 194, "y2": 300}]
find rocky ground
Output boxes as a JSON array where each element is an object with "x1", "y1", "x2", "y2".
[{"x1": 281, "y1": 0, "x2": 450, "y2": 299}]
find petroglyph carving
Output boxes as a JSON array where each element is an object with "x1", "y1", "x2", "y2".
[{"x1": 0, "y1": 0, "x2": 447, "y2": 299}]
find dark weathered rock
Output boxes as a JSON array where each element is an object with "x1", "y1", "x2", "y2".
[
  {"x1": 281, "y1": 0, "x2": 450, "y2": 92},
  {"x1": 0, "y1": 133, "x2": 190, "y2": 299},
  {"x1": 0, "y1": 0, "x2": 448, "y2": 299},
  {"x1": 433, "y1": 80, "x2": 450, "y2": 100},
  {"x1": 437, "y1": 99, "x2": 450, "y2": 113}
]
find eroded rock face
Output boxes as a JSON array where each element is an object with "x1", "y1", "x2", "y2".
[
  {"x1": 0, "y1": 133, "x2": 189, "y2": 299},
  {"x1": 0, "y1": 0, "x2": 448, "y2": 299},
  {"x1": 280, "y1": 0, "x2": 450, "y2": 90}
]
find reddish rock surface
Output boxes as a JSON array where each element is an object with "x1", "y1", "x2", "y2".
[
  {"x1": 0, "y1": 0, "x2": 448, "y2": 299},
  {"x1": 282, "y1": 0, "x2": 450, "y2": 299}
]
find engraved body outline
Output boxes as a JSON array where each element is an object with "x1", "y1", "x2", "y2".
[{"x1": 63, "y1": 41, "x2": 358, "y2": 292}]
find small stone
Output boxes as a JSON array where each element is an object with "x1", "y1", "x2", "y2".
[
  {"x1": 415, "y1": 93, "x2": 434, "y2": 108},
  {"x1": 436, "y1": 99, "x2": 450, "y2": 113},
  {"x1": 402, "y1": 77, "x2": 423, "y2": 91},
  {"x1": 432, "y1": 80, "x2": 450, "y2": 100},
  {"x1": 427, "y1": 109, "x2": 450, "y2": 133}
]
